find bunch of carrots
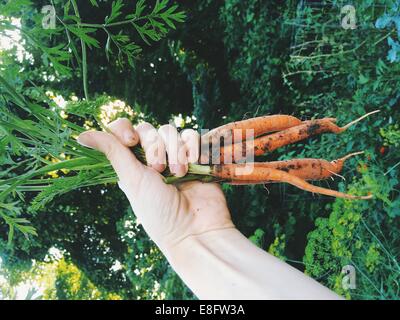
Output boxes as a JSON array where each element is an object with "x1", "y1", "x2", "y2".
[{"x1": 163, "y1": 110, "x2": 380, "y2": 200}]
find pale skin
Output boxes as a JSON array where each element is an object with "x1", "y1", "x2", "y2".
[{"x1": 77, "y1": 118, "x2": 342, "y2": 300}]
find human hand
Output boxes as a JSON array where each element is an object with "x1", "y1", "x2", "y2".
[
  {"x1": 77, "y1": 119, "x2": 341, "y2": 300},
  {"x1": 77, "y1": 118, "x2": 235, "y2": 252}
]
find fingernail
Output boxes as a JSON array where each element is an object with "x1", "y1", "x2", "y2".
[
  {"x1": 151, "y1": 163, "x2": 166, "y2": 173},
  {"x1": 169, "y1": 164, "x2": 179, "y2": 175},
  {"x1": 169, "y1": 164, "x2": 186, "y2": 177},
  {"x1": 77, "y1": 132, "x2": 94, "y2": 149}
]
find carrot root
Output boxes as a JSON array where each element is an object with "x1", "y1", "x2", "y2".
[
  {"x1": 218, "y1": 119, "x2": 341, "y2": 162},
  {"x1": 242, "y1": 152, "x2": 363, "y2": 181},
  {"x1": 201, "y1": 114, "x2": 303, "y2": 146},
  {"x1": 218, "y1": 111, "x2": 379, "y2": 163},
  {"x1": 212, "y1": 164, "x2": 372, "y2": 200}
]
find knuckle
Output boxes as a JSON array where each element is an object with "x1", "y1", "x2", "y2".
[
  {"x1": 144, "y1": 129, "x2": 160, "y2": 145},
  {"x1": 109, "y1": 117, "x2": 127, "y2": 128},
  {"x1": 158, "y1": 124, "x2": 177, "y2": 136},
  {"x1": 181, "y1": 130, "x2": 200, "y2": 148},
  {"x1": 118, "y1": 118, "x2": 131, "y2": 124},
  {"x1": 146, "y1": 143, "x2": 166, "y2": 166},
  {"x1": 107, "y1": 119, "x2": 131, "y2": 137},
  {"x1": 135, "y1": 122, "x2": 154, "y2": 132},
  {"x1": 158, "y1": 125, "x2": 180, "y2": 151},
  {"x1": 136, "y1": 123, "x2": 158, "y2": 145},
  {"x1": 181, "y1": 128, "x2": 199, "y2": 139}
]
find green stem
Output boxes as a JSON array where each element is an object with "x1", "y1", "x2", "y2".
[
  {"x1": 290, "y1": 38, "x2": 369, "y2": 61},
  {"x1": 0, "y1": 185, "x2": 51, "y2": 192},
  {"x1": 164, "y1": 174, "x2": 216, "y2": 185},
  {"x1": 78, "y1": 15, "x2": 149, "y2": 29},
  {"x1": 0, "y1": 74, "x2": 27, "y2": 108},
  {"x1": 71, "y1": 0, "x2": 89, "y2": 101},
  {"x1": 188, "y1": 164, "x2": 212, "y2": 176},
  {"x1": 81, "y1": 42, "x2": 89, "y2": 100},
  {"x1": 0, "y1": 157, "x2": 100, "y2": 188},
  {"x1": 372, "y1": 29, "x2": 396, "y2": 46}
]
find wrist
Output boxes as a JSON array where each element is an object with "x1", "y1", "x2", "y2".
[
  {"x1": 161, "y1": 227, "x2": 262, "y2": 300},
  {"x1": 162, "y1": 226, "x2": 238, "y2": 266}
]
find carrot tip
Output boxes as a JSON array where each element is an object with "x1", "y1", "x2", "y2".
[
  {"x1": 361, "y1": 194, "x2": 374, "y2": 200},
  {"x1": 342, "y1": 110, "x2": 381, "y2": 130},
  {"x1": 339, "y1": 151, "x2": 365, "y2": 161}
]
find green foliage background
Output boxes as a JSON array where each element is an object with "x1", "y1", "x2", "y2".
[{"x1": 1, "y1": 0, "x2": 399, "y2": 300}]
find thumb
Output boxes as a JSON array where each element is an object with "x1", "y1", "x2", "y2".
[{"x1": 77, "y1": 130, "x2": 144, "y2": 187}]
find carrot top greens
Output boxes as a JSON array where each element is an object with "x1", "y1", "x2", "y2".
[{"x1": 0, "y1": 0, "x2": 186, "y2": 242}]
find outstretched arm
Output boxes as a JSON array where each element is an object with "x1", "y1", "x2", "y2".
[
  {"x1": 165, "y1": 227, "x2": 341, "y2": 300},
  {"x1": 77, "y1": 118, "x2": 341, "y2": 300}
]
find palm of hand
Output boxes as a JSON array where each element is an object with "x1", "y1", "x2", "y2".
[{"x1": 128, "y1": 166, "x2": 233, "y2": 249}]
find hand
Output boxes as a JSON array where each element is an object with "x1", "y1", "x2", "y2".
[
  {"x1": 77, "y1": 118, "x2": 235, "y2": 251},
  {"x1": 78, "y1": 119, "x2": 341, "y2": 300}
]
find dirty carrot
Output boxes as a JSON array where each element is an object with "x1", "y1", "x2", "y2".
[
  {"x1": 207, "y1": 164, "x2": 372, "y2": 200},
  {"x1": 218, "y1": 111, "x2": 379, "y2": 163},
  {"x1": 247, "y1": 152, "x2": 364, "y2": 181},
  {"x1": 226, "y1": 152, "x2": 363, "y2": 185},
  {"x1": 201, "y1": 114, "x2": 302, "y2": 146}
]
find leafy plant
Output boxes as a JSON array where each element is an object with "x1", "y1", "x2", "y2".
[
  {"x1": 0, "y1": 0, "x2": 186, "y2": 242},
  {"x1": 0, "y1": 0, "x2": 186, "y2": 99},
  {"x1": 304, "y1": 173, "x2": 400, "y2": 299},
  {"x1": 380, "y1": 124, "x2": 400, "y2": 147}
]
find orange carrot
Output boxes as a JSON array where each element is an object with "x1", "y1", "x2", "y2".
[
  {"x1": 210, "y1": 164, "x2": 372, "y2": 199},
  {"x1": 218, "y1": 111, "x2": 379, "y2": 163},
  {"x1": 226, "y1": 152, "x2": 363, "y2": 185},
  {"x1": 201, "y1": 115, "x2": 302, "y2": 146},
  {"x1": 250, "y1": 152, "x2": 363, "y2": 180}
]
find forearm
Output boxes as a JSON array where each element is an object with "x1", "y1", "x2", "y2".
[{"x1": 164, "y1": 228, "x2": 342, "y2": 300}]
